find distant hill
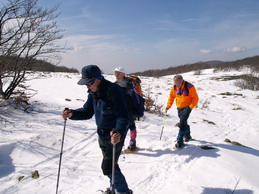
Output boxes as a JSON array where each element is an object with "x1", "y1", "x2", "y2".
[
  {"x1": 0, "y1": 56, "x2": 78, "y2": 73},
  {"x1": 30, "y1": 59, "x2": 79, "y2": 73},
  {"x1": 134, "y1": 56, "x2": 259, "y2": 77},
  {"x1": 216, "y1": 55, "x2": 259, "y2": 71}
]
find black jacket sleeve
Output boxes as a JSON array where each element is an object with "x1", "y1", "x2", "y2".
[{"x1": 70, "y1": 93, "x2": 94, "y2": 120}]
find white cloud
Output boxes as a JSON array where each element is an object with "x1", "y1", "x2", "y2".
[
  {"x1": 199, "y1": 49, "x2": 211, "y2": 54},
  {"x1": 182, "y1": 17, "x2": 210, "y2": 24},
  {"x1": 223, "y1": 46, "x2": 247, "y2": 53},
  {"x1": 62, "y1": 34, "x2": 121, "y2": 52}
]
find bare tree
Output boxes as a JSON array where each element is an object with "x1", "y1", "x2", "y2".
[{"x1": 0, "y1": 0, "x2": 64, "y2": 99}]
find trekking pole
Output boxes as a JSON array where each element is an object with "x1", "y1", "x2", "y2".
[
  {"x1": 111, "y1": 129, "x2": 116, "y2": 194},
  {"x1": 56, "y1": 108, "x2": 68, "y2": 194},
  {"x1": 159, "y1": 111, "x2": 167, "y2": 140}
]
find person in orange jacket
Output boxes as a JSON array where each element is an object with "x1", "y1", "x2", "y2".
[{"x1": 166, "y1": 74, "x2": 199, "y2": 148}]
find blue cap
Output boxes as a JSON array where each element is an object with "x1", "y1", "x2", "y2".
[{"x1": 77, "y1": 65, "x2": 102, "y2": 85}]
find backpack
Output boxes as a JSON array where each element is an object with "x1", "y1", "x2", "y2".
[
  {"x1": 174, "y1": 81, "x2": 189, "y2": 96},
  {"x1": 127, "y1": 88, "x2": 145, "y2": 118},
  {"x1": 129, "y1": 75, "x2": 143, "y2": 96},
  {"x1": 109, "y1": 81, "x2": 145, "y2": 118}
]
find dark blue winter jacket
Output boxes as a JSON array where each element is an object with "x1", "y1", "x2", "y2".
[{"x1": 70, "y1": 78, "x2": 129, "y2": 136}]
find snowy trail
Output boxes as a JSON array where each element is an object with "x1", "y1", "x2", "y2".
[{"x1": 1, "y1": 69, "x2": 259, "y2": 193}]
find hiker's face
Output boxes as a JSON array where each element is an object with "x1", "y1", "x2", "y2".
[
  {"x1": 115, "y1": 72, "x2": 125, "y2": 81},
  {"x1": 87, "y1": 79, "x2": 100, "y2": 92},
  {"x1": 174, "y1": 80, "x2": 183, "y2": 88}
]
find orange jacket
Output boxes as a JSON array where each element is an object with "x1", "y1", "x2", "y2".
[{"x1": 166, "y1": 81, "x2": 199, "y2": 109}]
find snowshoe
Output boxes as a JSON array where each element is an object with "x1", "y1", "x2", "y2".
[{"x1": 124, "y1": 147, "x2": 140, "y2": 154}]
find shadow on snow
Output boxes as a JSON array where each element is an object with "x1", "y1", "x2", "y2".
[
  {"x1": 201, "y1": 187, "x2": 253, "y2": 194},
  {"x1": 132, "y1": 139, "x2": 259, "y2": 164},
  {"x1": 0, "y1": 143, "x2": 16, "y2": 178}
]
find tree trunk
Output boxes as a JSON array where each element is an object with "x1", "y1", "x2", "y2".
[{"x1": 0, "y1": 77, "x2": 4, "y2": 98}]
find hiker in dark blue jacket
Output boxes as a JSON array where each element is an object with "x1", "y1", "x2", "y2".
[{"x1": 62, "y1": 65, "x2": 132, "y2": 194}]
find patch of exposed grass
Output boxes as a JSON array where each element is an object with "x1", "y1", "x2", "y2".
[
  {"x1": 210, "y1": 75, "x2": 243, "y2": 81},
  {"x1": 203, "y1": 119, "x2": 216, "y2": 125},
  {"x1": 232, "y1": 106, "x2": 243, "y2": 110},
  {"x1": 200, "y1": 145, "x2": 216, "y2": 150},
  {"x1": 224, "y1": 138, "x2": 251, "y2": 148},
  {"x1": 18, "y1": 176, "x2": 25, "y2": 182},
  {"x1": 219, "y1": 92, "x2": 243, "y2": 96}
]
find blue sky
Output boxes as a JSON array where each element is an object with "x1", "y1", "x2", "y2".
[{"x1": 38, "y1": 0, "x2": 259, "y2": 73}]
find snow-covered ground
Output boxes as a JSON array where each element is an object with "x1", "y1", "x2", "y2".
[{"x1": 0, "y1": 69, "x2": 259, "y2": 194}]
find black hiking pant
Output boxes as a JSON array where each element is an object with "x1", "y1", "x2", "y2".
[
  {"x1": 98, "y1": 128, "x2": 129, "y2": 192},
  {"x1": 98, "y1": 133, "x2": 125, "y2": 175}
]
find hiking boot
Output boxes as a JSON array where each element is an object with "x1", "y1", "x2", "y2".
[
  {"x1": 116, "y1": 189, "x2": 133, "y2": 194},
  {"x1": 102, "y1": 188, "x2": 133, "y2": 194},
  {"x1": 102, "y1": 188, "x2": 113, "y2": 194},
  {"x1": 175, "y1": 140, "x2": 184, "y2": 149},
  {"x1": 127, "y1": 140, "x2": 136, "y2": 151},
  {"x1": 184, "y1": 134, "x2": 192, "y2": 142}
]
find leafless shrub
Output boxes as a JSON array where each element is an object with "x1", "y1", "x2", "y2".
[
  {"x1": 234, "y1": 74, "x2": 259, "y2": 91},
  {"x1": 9, "y1": 83, "x2": 37, "y2": 112},
  {"x1": 144, "y1": 85, "x2": 163, "y2": 115},
  {"x1": 200, "y1": 99, "x2": 210, "y2": 109},
  {"x1": 193, "y1": 70, "x2": 202, "y2": 75}
]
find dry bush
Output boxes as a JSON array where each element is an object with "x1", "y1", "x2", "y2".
[
  {"x1": 10, "y1": 84, "x2": 37, "y2": 112},
  {"x1": 144, "y1": 86, "x2": 163, "y2": 115},
  {"x1": 193, "y1": 70, "x2": 203, "y2": 75},
  {"x1": 234, "y1": 74, "x2": 259, "y2": 91},
  {"x1": 200, "y1": 99, "x2": 210, "y2": 109}
]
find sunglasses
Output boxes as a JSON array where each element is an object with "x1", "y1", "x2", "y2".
[
  {"x1": 85, "y1": 78, "x2": 96, "y2": 86},
  {"x1": 115, "y1": 72, "x2": 122, "y2": 76}
]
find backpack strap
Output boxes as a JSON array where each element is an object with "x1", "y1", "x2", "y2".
[{"x1": 173, "y1": 81, "x2": 189, "y2": 96}]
